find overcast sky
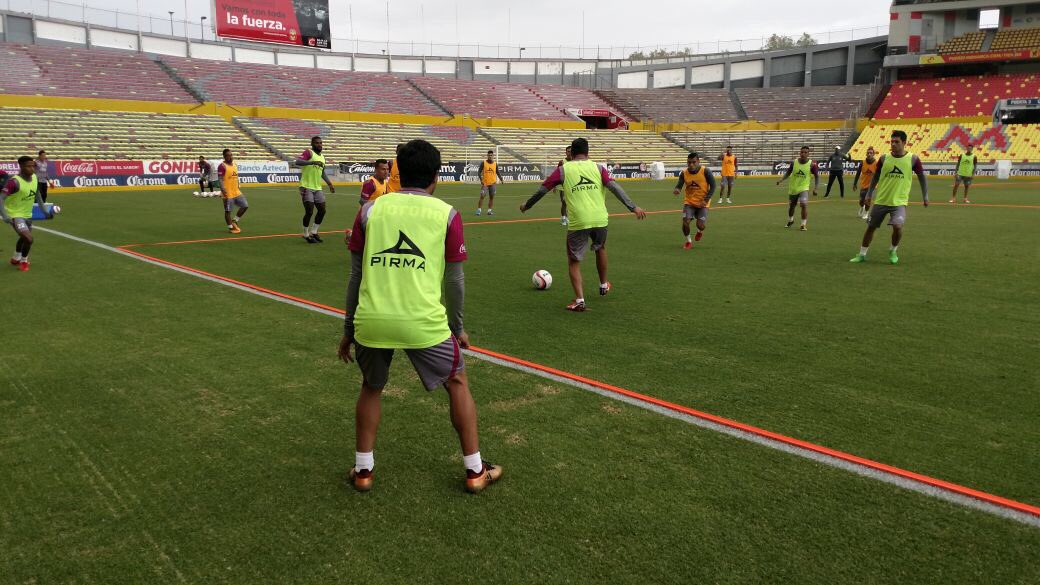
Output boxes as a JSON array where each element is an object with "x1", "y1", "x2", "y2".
[{"x1": 63, "y1": 0, "x2": 891, "y2": 55}]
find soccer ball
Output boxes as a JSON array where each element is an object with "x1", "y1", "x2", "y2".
[
  {"x1": 51, "y1": 204, "x2": 61, "y2": 215},
  {"x1": 193, "y1": 191, "x2": 200, "y2": 197},
  {"x1": 532, "y1": 270, "x2": 552, "y2": 290}
]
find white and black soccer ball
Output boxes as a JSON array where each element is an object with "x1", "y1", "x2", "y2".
[{"x1": 532, "y1": 270, "x2": 552, "y2": 290}]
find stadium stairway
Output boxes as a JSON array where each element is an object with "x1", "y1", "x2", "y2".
[
  {"x1": 156, "y1": 59, "x2": 207, "y2": 104},
  {"x1": 405, "y1": 78, "x2": 454, "y2": 117},
  {"x1": 729, "y1": 91, "x2": 750, "y2": 121}
]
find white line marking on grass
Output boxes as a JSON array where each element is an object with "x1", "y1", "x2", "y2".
[{"x1": 37, "y1": 226, "x2": 1040, "y2": 528}]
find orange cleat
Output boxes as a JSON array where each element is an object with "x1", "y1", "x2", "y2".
[
  {"x1": 348, "y1": 467, "x2": 373, "y2": 492},
  {"x1": 465, "y1": 462, "x2": 503, "y2": 494},
  {"x1": 18, "y1": 260, "x2": 29, "y2": 272}
]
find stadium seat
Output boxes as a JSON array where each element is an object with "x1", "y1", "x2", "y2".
[
  {"x1": 160, "y1": 56, "x2": 444, "y2": 116},
  {"x1": 851, "y1": 122, "x2": 1040, "y2": 164},
  {"x1": 735, "y1": 86, "x2": 871, "y2": 122},
  {"x1": 990, "y1": 27, "x2": 1040, "y2": 51},
  {"x1": 937, "y1": 31, "x2": 986, "y2": 54},
  {"x1": 0, "y1": 107, "x2": 270, "y2": 160},
  {"x1": 524, "y1": 85, "x2": 630, "y2": 120},
  {"x1": 410, "y1": 78, "x2": 572, "y2": 121},
  {"x1": 595, "y1": 89, "x2": 739, "y2": 123},
  {"x1": 0, "y1": 43, "x2": 196, "y2": 103},
  {"x1": 237, "y1": 118, "x2": 514, "y2": 163},
  {"x1": 480, "y1": 127, "x2": 689, "y2": 165},
  {"x1": 875, "y1": 73, "x2": 1040, "y2": 119},
  {"x1": 664, "y1": 130, "x2": 852, "y2": 167}
]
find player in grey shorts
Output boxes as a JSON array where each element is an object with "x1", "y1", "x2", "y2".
[
  {"x1": 300, "y1": 187, "x2": 326, "y2": 205},
  {"x1": 866, "y1": 204, "x2": 906, "y2": 229},
  {"x1": 566, "y1": 227, "x2": 608, "y2": 262},
  {"x1": 355, "y1": 337, "x2": 464, "y2": 391}
]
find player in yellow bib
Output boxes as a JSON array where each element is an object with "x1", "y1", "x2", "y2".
[
  {"x1": 0, "y1": 156, "x2": 48, "y2": 272},
  {"x1": 218, "y1": 148, "x2": 249, "y2": 234},
  {"x1": 294, "y1": 136, "x2": 336, "y2": 243},
  {"x1": 520, "y1": 138, "x2": 647, "y2": 312},
  {"x1": 716, "y1": 146, "x2": 737, "y2": 204},
  {"x1": 672, "y1": 152, "x2": 716, "y2": 249},
  {"x1": 475, "y1": 150, "x2": 503, "y2": 216},
  {"x1": 339, "y1": 139, "x2": 501, "y2": 494},
  {"x1": 556, "y1": 145, "x2": 572, "y2": 225},
  {"x1": 386, "y1": 144, "x2": 403, "y2": 194},
  {"x1": 950, "y1": 144, "x2": 977, "y2": 204},
  {"x1": 776, "y1": 146, "x2": 819, "y2": 231},
  {"x1": 850, "y1": 130, "x2": 929, "y2": 265}
]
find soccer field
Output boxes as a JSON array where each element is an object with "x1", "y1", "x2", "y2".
[{"x1": 2, "y1": 177, "x2": 1038, "y2": 583}]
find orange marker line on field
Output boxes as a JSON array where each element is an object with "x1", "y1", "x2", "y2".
[{"x1": 113, "y1": 243, "x2": 1040, "y2": 521}]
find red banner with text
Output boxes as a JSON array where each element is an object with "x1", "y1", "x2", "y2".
[{"x1": 215, "y1": 0, "x2": 331, "y2": 49}]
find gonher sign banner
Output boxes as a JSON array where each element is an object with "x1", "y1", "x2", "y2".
[
  {"x1": 216, "y1": 0, "x2": 332, "y2": 49},
  {"x1": 919, "y1": 49, "x2": 1040, "y2": 65}
]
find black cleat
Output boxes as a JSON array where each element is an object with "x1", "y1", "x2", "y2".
[
  {"x1": 303, "y1": 235, "x2": 316, "y2": 244},
  {"x1": 311, "y1": 233, "x2": 323, "y2": 243}
]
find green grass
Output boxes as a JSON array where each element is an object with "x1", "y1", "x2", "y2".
[{"x1": 1, "y1": 177, "x2": 1038, "y2": 583}]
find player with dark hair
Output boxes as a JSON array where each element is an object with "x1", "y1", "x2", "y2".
[
  {"x1": 475, "y1": 150, "x2": 503, "y2": 216},
  {"x1": 673, "y1": 152, "x2": 715, "y2": 249},
  {"x1": 850, "y1": 130, "x2": 929, "y2": 265},
  {"x1": 360, "y1": 159, "x2": 390, "y2": 206},
  {"x1": 717, "y1": 145, "x2": 736, "y2": 204},
  {"x1": 295, "y1": 136, "x2": 335, "y2": 243},
  {"x1": 824, "y1": 146, "x2": 852, "y2": 199},
  {"x1": 340, "y1": 139, "x2": 501, "y2": 494},
  {"x1": 853, "y1": 147, "x2": 879, "y2": 220},
  {"x1": 0, "y1": 156, "x2": 47, "y2": 272},
  {"x1": 197, "y1": 156, "x2": 215, "y2": 195},
  {"x1": 777, "y1": 146, "x2": 819, "y2": 231},
  {"x1": 218, "y1": 148, "x2": 248, "y2": 233},
  {"x1": 950, "y1": 143, "x2": 977, "y2": 204},
  {"x1": 520, "y1": 137, "x2": 647, "y2": 312}
]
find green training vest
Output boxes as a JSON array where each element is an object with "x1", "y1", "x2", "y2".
[
  {"x1": 4, "y1": 175, "x2": 37, "y2": 219},
  {"x1": 873, "y1": 153, "x2": 915, "y2": 207},
  {"x1": 957, "y1": 153, "x2": 975, "y2": 177},
  {"x1": 563, "y1": 160, "x2": 608, "y2": 231},
  {"x1": 300, "y1": 150, "x2": 326, "y2": 190},
  {"x1": 354, "y1": 193, "x2": 453, "y2": 349},
  {"x1": 789, "y1": 159, "x2": 813, "y2": 195}
]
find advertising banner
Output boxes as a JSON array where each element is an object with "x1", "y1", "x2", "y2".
[
  {"x1": 773, "y1": 160, "x2": 859, "y2": 175},
  {"x1": 919, "y1": 49, "x2": 1040, "y2": 65},
  {"x1": 215, "y1": 0, "x2": 332, "y2": 49}
]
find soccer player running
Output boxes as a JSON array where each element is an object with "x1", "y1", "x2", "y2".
[
  {"x1": 218, "y1": 148, "x2": 248, "y2": 233},
  {"x1": 34, "y1": 150, "x2": 49, "y2": 203},
  {"x1": 197, "y1": 156, "x2": 215, "y2": 195},
  {"x1": 853, "y1": 147, "x2": 879, "y2": 219},
  {"x1": 339, "y1": 139, "x2": 501, "y2": 494},
  {"x1": 475, "y1": 150, "x2": 503, "y2": 216},
  {"x1": 950, "y1": 144, "x2": 977, "y2": 204},
  {"x1": 850, "y1": 130, "x2": 929, "y2": 265},
  {"x1": 0, "y1": 156, "x2": 48, "y2": 272},
  {"x1": 557, "y1": 145, "x2": 572, "y2": 225},
  {"x1": 294, "y1": 136, "x2": 336, "y2": 243},
  {"x1": 777, "y1": 146, "x2": 819, "y2": 231},
  {"x1": 673, "y1": 152, "x2": 716, "y2": 249},
  {"x1": 519, "y1": 137, "x2": 647, "y2": 312},
  {"x1": 717, "y1": 145, "x2": 737, "y2": 204},
  {"x1": 824, "y1": 146, "x2": 852, "y2": 199}
]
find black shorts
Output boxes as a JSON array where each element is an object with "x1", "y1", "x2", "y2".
[{"x1": 355, "y1": 336, "x2": 465, "y2": 391}]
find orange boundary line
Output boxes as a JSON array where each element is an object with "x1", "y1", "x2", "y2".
[{"x1": 117, "y1": 243, "x2": 1040, "y2": 520}]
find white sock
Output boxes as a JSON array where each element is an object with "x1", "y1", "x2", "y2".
[
  {"x1": 860, "y1": 246, "x2": 869, "y2": 256},
  {"x1": 311, "y1": 223, "x2": 321, "y2": 235},
  {"x1": 890, "y1": 245, "x2": 898, "y2": 253},
  {"x1": 801, "y1": 219, "x2": 807, "y2": 226},
  {"x1": 303, "y1": 225, "x2": 310, "y2": 236},
  {"x1": 11, "y1": 252, "x2": 21, "y2": 261},
  {"x1": 227, "y1": 224, "x2": 234, "y2": 229},
  {"x1": 355, "y1": 451, "x2": 374, "y2": 472},
  {"x1": 686, "y1": 235, "x2": 692, "y2": 243},
  {"x1": 576, "y1": 297, "x2": 585, "y2": 304},
  {"x1": 463, "y1": 452, "x2": 483, "y2": 474},
  {"x1": 788, "y1": 216, "x2": 794, "y2": 222}
]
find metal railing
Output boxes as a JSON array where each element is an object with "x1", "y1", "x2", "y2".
[{"x1": 3, "y1": 0, "x2": 888, "y2": 61}]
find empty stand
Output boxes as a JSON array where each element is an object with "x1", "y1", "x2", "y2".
[
  {"x1": 665, "y1": 130, "x2": 851, "y2": 167},
  {"x1": 735, "y1": 86, "x2": 871, "y2": 122},
  {"x1": 237, "y1": 117, "x2": 513, "y2": 163},
  {"x1": 875, "y1": 74, "x2": 1040, "y2": 119},
  {"x1": 991, "y1": 27, "x2": 1040, "y2": 51},
  {"x1": 851, "y1": 122, "x2": 1040, "y2": 164},
  {"x1": 595, "y1": 89, "x2": 739, "y2": 123},
  {"x1": 411, "y1": 78, "x2": 571, "y2": 121},
  {"x1": 938, "y1": 31, "x2": 986, "y2": 54},
  {"x1": 0, "y1": 107, "x2": 269, "y2": 160},
  {"x1": 161, "y1": 57, "x2": 443, "y2": 116},
  {"x1": 481, "y1": 127, "x2": 688, "y2": 165},
  {"x1": 0, "y1": 43, "x2": 196, "y2": 103},
  {"x1": 526, "y1": 85, "x2": 629, "y2": 119}
]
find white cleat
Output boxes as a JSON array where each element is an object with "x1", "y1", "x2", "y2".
[{"x1": 727, "y1": 198, "x2": 732, "y2": 204}]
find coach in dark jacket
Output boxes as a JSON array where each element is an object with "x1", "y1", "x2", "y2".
[{"x1": 824, "y1": 146, "x2": 852, "y2": 199}]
